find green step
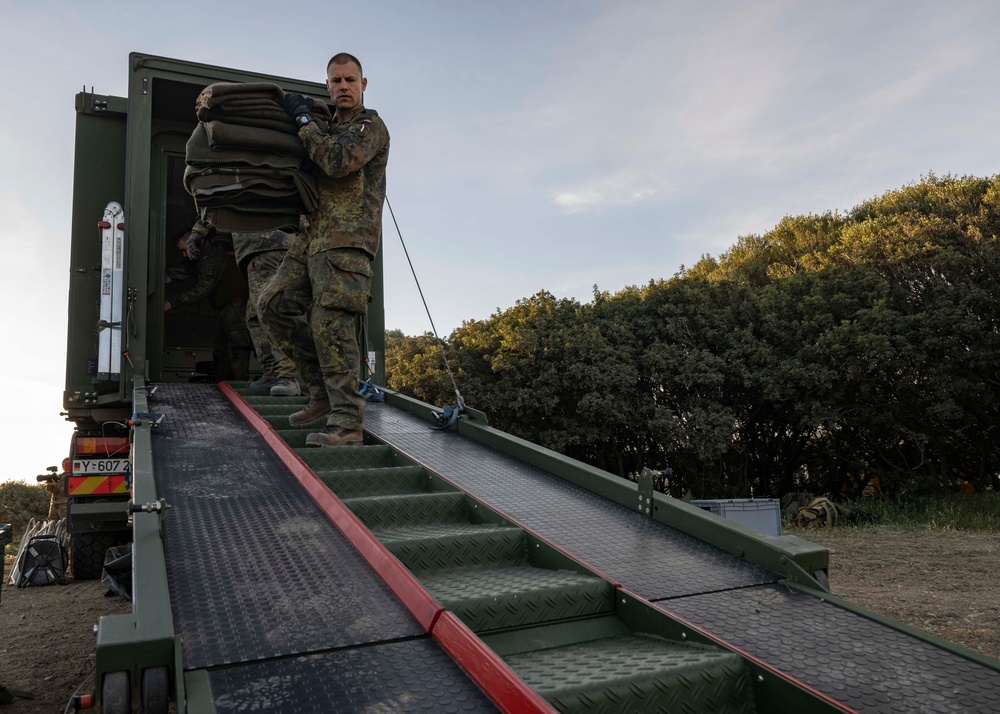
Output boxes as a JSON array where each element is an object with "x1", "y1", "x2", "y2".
[
  {"x1": 294, "y1": 445, "x2": 395, "y2": 471},
  {"x1": 376, "y1": 523, "x2": 527, "y2": 573},
  {"x1": 505, "y1": 633, "x2": 754, "y2": 714},
  {"x1": 264, "y1": 415, "x2": 319, "y2": 431},
  {"x1": 240, "y1": 395, "x2": 309, "y2": 407},
  {"x1": 317, "y1": 466, "x2": 429, "y2": 499},
  {"x1": 422, "y1": 565, "x2": 615, "y2": 633},
  {"x1": 345, "y1": 492, "x2": 468, "y2": 529},
  {"x1": 250, "y1": 404, "x2": 302, "y2": 417}
]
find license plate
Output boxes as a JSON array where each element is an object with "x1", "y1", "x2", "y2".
[{"x1": 72, "y1": 458, "x2": 129, "y2": 475}]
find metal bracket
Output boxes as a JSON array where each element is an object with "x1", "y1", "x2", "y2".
[
  {"x1": 128, "y1": 499, "x2": 171, "y2": 515},
  {"x1": 637, "y1": 470, "x2": 653, "y2": 516}
]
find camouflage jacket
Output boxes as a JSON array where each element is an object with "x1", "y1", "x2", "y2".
[
  {"x1": 172, "y1": 243, "x2": 247, "y2": 309},
  {"x1": 232, "y1": 229, "x2": 295, "y2": 267},
  {"x1": 297, "y1": 104, "x2": 389, "y2": 259}
]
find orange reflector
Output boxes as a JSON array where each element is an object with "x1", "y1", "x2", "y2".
[
  {"x1": 76, "y1": 436, "x2": 130, "y2": 456},
  {"x1": 98, "y1": 220, "x2": 111, "y2": 228},
  {"x1": 116, "y1": 222, "x2": 125, "y2": 230},
  {"x1": 68, "y1": 475, "x2": 129, "y2": 495}
]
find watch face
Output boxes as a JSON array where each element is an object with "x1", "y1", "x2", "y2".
[{"x1": 298, "y1": 115, "x2": 310, "y2": 126}]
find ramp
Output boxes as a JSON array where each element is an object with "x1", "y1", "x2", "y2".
[
  {"x1": 101, "y1": 382, "x2": 1000, "y2": 713},
  {"x1": 149, "y1": 384, "x2": 498, "y2": 712},
  {"x1": 355, "y1": 400, "x2": 1000, "y2": 714}
]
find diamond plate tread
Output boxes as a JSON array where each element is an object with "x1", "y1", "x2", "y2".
[
  {"x1": 664, "y1": 584, "x2": 1000, "y2": 714},
  {"x1": 376, "y1": 523, "x2": 528, "y2": 573},
  {"x1": 505, "y1": 633, "x2": 753, "y2": 714},
  {"x1": 248, "y1": 404, "x2": 302, "y2": 417},
  {"x1": 346, "y1": 491, "x2": 469, "y2": 529},
  {"x1": 240, "y1": 394, "x2": 310, "y2": 407},
  {"x1": 318, "y1": 466, "x2": 429, "y2": 499},
  {"x1": 294, "y1": 445, "x2": 395, "y2": 471},
  {"x1": 363, "y1": 404, "x2": 778, "y2": 600},
  {"x1": 264, "y1": 415, "x2": 316, "y2": 431},
  {"x1": 421, "y1": 565, "x2": 616, "y2": 633},
  {"x1": 209, "y1": 638, "x2": 498, "y2": 713},
  {"x1": 278, "y1": 429, "x2": 368, "y2": 448},
  {"x1": 149, "y1": 385, "x2": 426, "y2": 670}
]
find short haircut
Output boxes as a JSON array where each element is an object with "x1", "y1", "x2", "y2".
[{"x1": 327, "y1": 53, "x2": 363, "y2": 77}]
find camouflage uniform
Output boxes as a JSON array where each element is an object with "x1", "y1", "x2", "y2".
[
  {"x1": 232, "y1": 230, "x2": 297, "y2": 381},
  {"x1": 169, "y1": 242, "x2": 252, "y2": 380},
  {"x1": 260, "y1": 105, "x2": 389, "y2": 430}
]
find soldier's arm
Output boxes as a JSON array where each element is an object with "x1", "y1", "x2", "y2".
[
  {"x1": 166, "y1": 264, "x2": 193, "y2": 281},
  {"x1": 184, "y1": 219, "x2": 213, "y2": 259},
  {"x1": 298, "y1": 115, "x2": 389, "y2": 178},
  {"x1": 173, "y1": 252, "x2": 223, "y2": 306}
]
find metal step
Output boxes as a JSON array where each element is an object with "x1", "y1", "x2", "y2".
[
  {"x1": 293, "y1": 445, "x2": 395, "y2": 470},
  {"x1": 261, "y1": 414, "x2": 315, "y2": 431},
  {"x1": 346, "y1": 491, "x2": 469, "y2": 528},
  {"x1": 377, "y1": 522, "x2": 528, "y2": 572},
  {"x1": 317, "y1": 466, "x2": 429, "y2": 499},
  {"x1": 421, "y1": 564, "x2": 616, "y2": 633},
  {"x1": 504, "y1": 632, "x2": 754, "y2": 714}
]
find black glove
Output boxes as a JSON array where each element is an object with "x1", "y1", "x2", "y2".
[{"x1": 281, "y1": 93, "x2": 314, "y2": 120}]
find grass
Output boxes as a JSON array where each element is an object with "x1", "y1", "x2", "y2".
[{"x1": 790, "y1": 493, "x2": 1000, "y2": 532}]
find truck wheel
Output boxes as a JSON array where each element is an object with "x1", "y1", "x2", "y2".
[
  {"x1": 142, "y1": 666, "x2": 169, "y2": 714},
  {"x1": 72, "y1": 532, "x2": 113, "y2": 580},
  {"x1": 101, "y1": 671, "x2": 129, "y2": 714}
]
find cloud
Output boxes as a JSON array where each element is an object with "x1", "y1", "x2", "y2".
[{"x1": 551, "y1": 169, "x2": 668, "y2": 213}]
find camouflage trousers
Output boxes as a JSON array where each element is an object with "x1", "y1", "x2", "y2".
[
  {"x1": 259, "y1": 243, "x2": 371, "y2": 430},
  {"x1": 245, "y1": 250, "x2": 296, "y2": 380},
  {"x1": 215, "y1": 297, "x2": 253, "y2": 380}
]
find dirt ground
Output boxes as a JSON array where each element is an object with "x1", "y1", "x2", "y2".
[
  {"x1": 1, "y1": 528, "x2": 998, "y2": 712},
  {"x1": 0, "y1": 557, "x2": 130, "y2": 713},
  {"x1": 800, "y1": 526, "x2": 1000, "y2": 661}
]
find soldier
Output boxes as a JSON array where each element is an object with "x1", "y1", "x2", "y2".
[
  {"x1": 232, "y1": 230, "x2": 300, "y2": 396},
  {"x1": 261, "y1": 52, "x2": 389, "y2": 446},
  {"x1": 167, "y1": 228, "x2": 252, "y2": 381}
]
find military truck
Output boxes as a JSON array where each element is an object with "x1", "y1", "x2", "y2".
[
  {"x1": 61, "y1": 53, "x2": 1000, "y2": 714},
  {"x1": 61, "y1": 53, "x2": 385, "y2": 580}
]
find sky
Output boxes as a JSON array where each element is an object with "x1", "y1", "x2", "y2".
[{"x1": 1, "y1": 0, "x2": 998, "y2": 483}]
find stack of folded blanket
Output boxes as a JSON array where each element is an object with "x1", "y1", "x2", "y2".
[{"x1": 184, "y1": 82, "x2": 330, "y2": 233}]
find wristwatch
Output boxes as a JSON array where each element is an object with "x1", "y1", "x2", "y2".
[{"x1": 296, "y1": 113, "x2": 312, "y2": 127}]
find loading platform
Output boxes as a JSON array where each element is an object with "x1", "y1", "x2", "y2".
[{"x1": 97, "y1": 381, "x2": 1000, "y2": 713}]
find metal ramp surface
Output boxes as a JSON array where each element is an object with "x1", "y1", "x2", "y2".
[
  {"x1": 150, "y1": 385, "x2": 498, "y2": 712},
  {"x1": 358, "y1": 401, "x2": 1000, "y2": 714},
  {"x1": 146, "y1": 383, "x2": 1000, "y2": 713}
]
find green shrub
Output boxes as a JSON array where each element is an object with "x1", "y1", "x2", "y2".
[{"x1": 0, "y1": 481, "x2": 51, "y2": 555}]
